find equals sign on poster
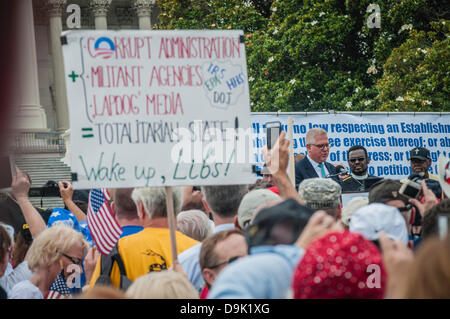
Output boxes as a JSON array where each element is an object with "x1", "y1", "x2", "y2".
[{"x1": 82, "y1": 127, "x2": 94, "y2": 138}]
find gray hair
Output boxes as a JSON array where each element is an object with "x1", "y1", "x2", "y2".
[
  {"x1": 177, "y1": 210, "x2": 213, "y2": 242},
  {"x1": 131, "y1": 187, "x2": 182, "y2": 219},
  {"x1": 341, "y1": 196, "x2": 369, "y2": 226},
  {"x1": 200, "y1": 185, "x2": 248, "y2": 218},
  {"x1": 305, "y1": 127, "x2": 327, "y2": 145}
]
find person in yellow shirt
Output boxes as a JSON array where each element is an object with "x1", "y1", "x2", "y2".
[{"x1": 89, "y1": 187, "x2": 199, "y2": 289}]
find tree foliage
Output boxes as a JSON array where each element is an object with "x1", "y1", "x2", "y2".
[
  {"x1": 155, "y1": 0, "x2": 449, "y2": 112},
  {"x1": 376, "y1": 21, "x2": 449, "y2": 111}
]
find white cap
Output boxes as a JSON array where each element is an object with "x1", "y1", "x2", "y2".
[
  {"x1": 437, "y1": 154, "x2": 450, "y2": 198},
  {"x1": 237, "y1": 189, "x2": 280, "y2": 229},
  {"x1": 349, "y1": 203, "x2": 409, "y2": 244}
]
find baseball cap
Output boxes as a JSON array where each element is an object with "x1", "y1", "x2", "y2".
[
  {"x1": 349, "y1": 203, "x2": 409, "y2": 244},
  {"x1": 237, "y1": 189, "x2": 280, "y2": 229},
  {"x1": 298, "y1": 178, "x2": 341, "y2": 209},
  {"x1": 437, "y1": 154, "x2": 450, "y2": 198},
  {"x1": 368, "y1": 179, "x2": 409, "y2": 205},
  {"x1": 410, "y1": 147, "x2": 431, "y2": 161},
  {"x1": 245, "y1": 199, "x2": 314, "y2": 249}
]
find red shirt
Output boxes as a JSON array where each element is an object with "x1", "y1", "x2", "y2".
[{"x1": 199, "y1": 285, "x2": 209, "y2": 299}]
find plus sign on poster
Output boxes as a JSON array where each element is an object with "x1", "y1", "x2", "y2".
[{"x1": 62, "y1": 30, "x2": 255, "y2": 189}]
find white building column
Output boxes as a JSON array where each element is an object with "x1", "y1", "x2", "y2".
[
  {"x1": 133, "y1": 0, "x2": 154, "y2": 30},
  {"x1": 90, "y1": 0, "x2": 112, "y2": 30},
  {"x1": 47, "y1": 0, "x2": 69, "y2": 131},
  {"x1": 15, "y1": 0, "x2": 48, "y2": 130}
]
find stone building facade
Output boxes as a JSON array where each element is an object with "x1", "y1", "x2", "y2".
[{"x1": 14, "y1": 0, "x2": 159, "y2": 155}]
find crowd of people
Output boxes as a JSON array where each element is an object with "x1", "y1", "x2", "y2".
[{"x1": 1, "y1": 128, "x2": 450, "y2": 299}]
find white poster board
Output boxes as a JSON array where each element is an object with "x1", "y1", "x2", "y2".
[{"x1": 62, "y1": 30, "x2": 255, "y2": 188}]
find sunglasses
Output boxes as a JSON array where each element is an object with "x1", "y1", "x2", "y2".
[
  {"x1": 61, "y1": 253, "x2": 83, "y2": 265},
  {"x1": 207, "y1": 256, "x2": 242, "y2": 269},
  {"x1": 311, "y1": 143, "x2": 330, "y2": 150},
  {"x1": 349, "y1": 157, "x2": 366, "y2": 163}
]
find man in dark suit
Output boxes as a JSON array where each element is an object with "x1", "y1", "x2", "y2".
[
  {"x1": 295, "y1": 128, "x2": 340, "y2": 187},
  {"x1": 341, "y1": 145, "x2": 382, "y2": 192}
]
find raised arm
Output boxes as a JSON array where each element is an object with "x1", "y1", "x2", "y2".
[
  {"x1": 59, "y1": 181, "x2": 87, "y2": 221},
  {"x1": 10, "y1": 167, "x2": 46, "y2": 238},
  {"x1": 262, "y1": 131, "x2": 303, "y2": 203}
]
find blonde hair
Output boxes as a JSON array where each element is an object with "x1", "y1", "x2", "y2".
[
  {"x1": 126, "y1": 270, "x2": 199, "y2": 299},
  {"x1": 27, "y1": 224, "x2": 88, "y2": 272},
  {"x1": 132, "y1": 187, "x2": 182, "y2": 219}
]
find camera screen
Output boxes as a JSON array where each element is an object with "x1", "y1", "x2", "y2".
[
  {"x1": 402, "y1": 185, "x2": 420, "y2": 198},
  {"x1": 267, "y1": 127, "x2": 280, "y2": 150}
]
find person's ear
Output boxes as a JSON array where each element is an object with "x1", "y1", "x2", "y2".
[
  {"x1": 110, "y1": 201, "x2": 117, "y2": 217},
  {"x1": 233, "y1": 215, "x2": 241, "y2": 230},
  {"x1": 366, "y1": 157, "x2": 370, "y2": 165},
  {"x1": 137, "y1": 201, "x2": 145, "y2": 220},
  {"x1": 202, "y1": 198, "x2": 211, "y2": 214},
  {"x1": 202, "y1": 268, "x2": 216, "y2": 288},
  {"x1": 337, "y1": 205, "x2": 342, "y2": 221}
]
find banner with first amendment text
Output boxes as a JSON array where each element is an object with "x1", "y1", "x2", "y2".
[
  {"x1": 251, "y1": 113, "x2": 450, "y2": 180},
  {"x1": 62, "y1": 30, "x2": 255, "y2": 189}
]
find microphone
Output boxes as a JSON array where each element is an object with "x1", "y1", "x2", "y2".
[
  {"x1": 335, "y1": 165, "x2": 348, "y2": 175},
  {"x1": 326, "y1": 165, "x2": 349, "y2": 178}
]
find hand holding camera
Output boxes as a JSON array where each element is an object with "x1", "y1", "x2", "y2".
[
  {"x1": 58, "y1": 180, "x2": 74, "y2": 204},
  {"x1": 408, "y1": 180, "x2": 438, "y2": 218}
]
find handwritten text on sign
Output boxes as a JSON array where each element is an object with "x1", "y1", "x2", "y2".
[{"x1": 62, "y1": 30, "x2": 254, "y2": 189}]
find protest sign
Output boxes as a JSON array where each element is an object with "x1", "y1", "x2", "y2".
[
  {"x1": 62, "y1": 30, "x2": 255, "y2": 189},
  {"x1": 251, "y1": 113, "x2": 450, "y2": 180}
]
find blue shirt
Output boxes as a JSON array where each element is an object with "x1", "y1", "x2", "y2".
[
  {"x1": 208, "y1": 245, "x2": 304, "y2": 299},
  {"x1": 179, "y1": 223, "x2": 235, "y2": 292},
  {"x1": 120, "y1": 225, "x2": 143, "y2": 238}
]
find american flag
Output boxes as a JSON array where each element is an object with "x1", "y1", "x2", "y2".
[
  {"x1": 87, "y1": 188, "x2": 122, "y2": 255},
  {"x1": 46, "y1": 290, "x2": 64, "y2": 299}
]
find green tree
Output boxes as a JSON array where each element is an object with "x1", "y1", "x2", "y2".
[
  {"x1": 156, "y1": 0, "x2": 267, "y2": 32},
  {"x1": 376, "y1": 20, "x2": 449, "y2": 111},
  {"x1": 155, "y1": 0, "x2": 448, "y2": 112}
]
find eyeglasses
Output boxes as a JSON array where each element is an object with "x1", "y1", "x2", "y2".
[
  {"x1": 61, "y1": 253, "x2": 83, "y2": 265},
  {"x1": 310, "y1": 143, "x2": 330, "y2": 150},
  {"x1": 207, "y1": 256, "x2": 242, "y2": 269},
  {"x1": 349, "y1": 157, "x2": 366, "y2": 163}
]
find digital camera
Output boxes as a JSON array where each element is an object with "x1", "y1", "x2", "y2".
[{"x1": 399, "y1": 173, "x2": 423, "y2": 199}]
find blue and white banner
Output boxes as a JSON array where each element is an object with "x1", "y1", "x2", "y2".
[{"x1": 251, "y1": 113, "x2": 450, "y2": 180}]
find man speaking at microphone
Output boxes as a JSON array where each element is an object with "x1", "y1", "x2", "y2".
[
  {"x1": 341, "y1": 145, "x2": 382, "y2": 192},
  {"x1": 295, "y1": 128, "x2": 341, "y2": 187}
]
